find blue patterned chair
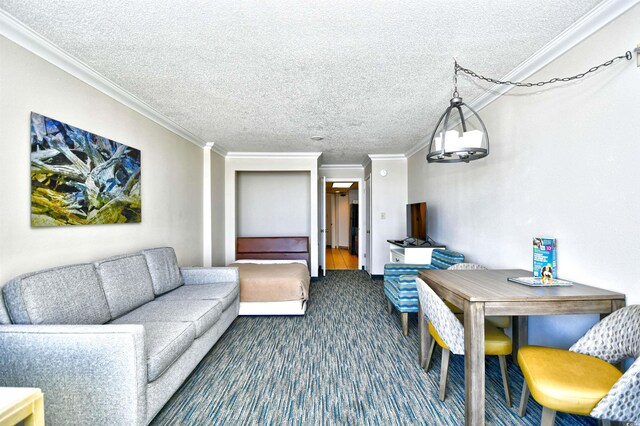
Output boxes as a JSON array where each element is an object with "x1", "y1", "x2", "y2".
[{"x1": 384, "y1": 249, "x2": 464, "y2": 336}]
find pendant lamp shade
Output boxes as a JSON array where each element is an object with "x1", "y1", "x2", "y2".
[{"x1": 426, "y1": 96, "x2": 489, "y2": 163}]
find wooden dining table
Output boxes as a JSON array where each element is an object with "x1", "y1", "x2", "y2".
[{"x1": 418, "y1": 268, "x2": 626, "y2": 426}]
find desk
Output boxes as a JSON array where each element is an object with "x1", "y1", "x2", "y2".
[
  {"x1": 0, "y1": 388, "x2": 44, "y2": 426},
  {"x1": 418, "y1": 269, "x2": 626, "y2": 426}
]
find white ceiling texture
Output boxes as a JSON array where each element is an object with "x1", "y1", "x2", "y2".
[{"x1": 0, "y1": 1, "x2": 603, "y2": 164}]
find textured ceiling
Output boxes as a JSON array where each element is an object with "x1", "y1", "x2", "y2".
[{"x1": 1, "y1": 1, "x2": 602, "y2": 164}]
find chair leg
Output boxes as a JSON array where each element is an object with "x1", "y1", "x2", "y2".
[
  {"x1": 541, "y1": 407, "x2": 556, "y2": 426},
  {"x1": 438, "y1": 348, "x2": 450, "y2": 401},
  {"x1": 424, "y1": 339, "x2": 436, "y2": 372},
  {"x1": 401, "y1": 312, "x2": 408, "y2": 336},
  {"x1": 518, "y1": 381, "x2": 530, "y2": 417},
  {"x1": 387, "y1": 299, "x2": 393, "y2": 314},
  {"x1": 498, "y1": 355, "x2": 512, "y2": 407}
]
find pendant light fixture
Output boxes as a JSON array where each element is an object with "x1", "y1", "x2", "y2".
[
  {"x1": 427, "y1": 49, "x2": 635, "y2": 164},
  {"x1": 427, "y1": 60, "x2": 489, "y2": 163}
]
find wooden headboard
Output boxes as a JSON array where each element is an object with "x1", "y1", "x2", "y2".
[{"x1": 236, "y1": 237, "x2": 310, "y2": 269}]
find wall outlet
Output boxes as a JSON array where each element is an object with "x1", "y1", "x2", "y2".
[{"x1": 381, "y1": 212, "x2": 386, "y2": 220}]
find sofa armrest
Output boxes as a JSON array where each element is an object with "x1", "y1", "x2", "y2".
[
  {"x1": 0, "y1": 324, "x2": 147, "y2": 426},
  {"x1": 180, "y1": 267, "x2": 239, "y2": 285}
]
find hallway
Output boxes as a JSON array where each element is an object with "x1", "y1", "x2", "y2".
[{"x1": 326, "y1": 247, "x2": 358, "y2": 270}]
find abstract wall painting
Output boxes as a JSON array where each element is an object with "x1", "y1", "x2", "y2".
[{"x1": 30, "y1": 112, "x2": 141, "y2": 227}]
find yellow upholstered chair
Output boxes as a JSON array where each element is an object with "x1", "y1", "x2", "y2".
[
  {"x1": 446, "y1": 263, "x2": 511, "y2": 329},
  {"x1": 416, "y1": 277, "x2": 512, "y2": 405},
  {"x1": 517, "y1": 304, "x2": 640, "y2": 426}
]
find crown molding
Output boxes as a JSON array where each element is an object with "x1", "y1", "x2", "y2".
[
  {"x1": 405, "y1": 140, "x2": 430, "y2": 159},
  {"x1": 212, "y1": 146, "x2": 227, "y2": 156},
  {"x1": 405, "y1": 0, "x2": 638, "y2": 159},
  {"x1": 0, "y1": 9, "x2": 208, "y2": 149},
  {"x1": 203, "y1": 142, "x2": 227, "y2": 156},
  {"x1": 225, "y1": 152, "x2": 322, "y2": 159},
  {"x1": 367, "y1": 154, "x2": 407, "y2": 160},
  {"x1": 319, "y1": 164, "x2": 365, "y2": 170},
  {"x1": 467, "y1": 0, "x2": 638, "y2": 112}
]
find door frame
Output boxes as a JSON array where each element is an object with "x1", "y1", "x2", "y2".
[
  {"x1": 318, "y1": 175, "x2": 326, "y2": 276},
  {"x1": 324, "y1": 178, "x2": 365, "y2": 269},
  {"x1": 364, "y1": 174, "x2": 372, "y2": 276}
]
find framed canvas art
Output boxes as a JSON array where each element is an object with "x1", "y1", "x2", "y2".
[{"x1": 30, "y1": 112, "x2": 141, "y2": 226}]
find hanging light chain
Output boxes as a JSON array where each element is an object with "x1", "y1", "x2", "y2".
[
  {"x1": 453, "y1": 59, "x2": 459, "y2": 97},
  {"x1": 455, "y1": 51, "x2": 632, "y2": 88}
]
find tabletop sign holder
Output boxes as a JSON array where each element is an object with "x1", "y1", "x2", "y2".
[
  {"x1": 533, "y1": 237, "x2": 557, "y2": 283},
  {"x1": 507, "y1": 276, "x2": 573, "y2": 287},
  {"x1": 508, "y1": 237, "x2": 572, "y2": 286}
]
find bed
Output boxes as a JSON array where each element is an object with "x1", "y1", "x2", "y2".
[{"x1": 229, "y1": 236, "x2": 311, "y2": 315}]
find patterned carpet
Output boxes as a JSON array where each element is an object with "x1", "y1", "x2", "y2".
[{"x1": 151, "y1": 270, "x2": 595, "y2": 425}]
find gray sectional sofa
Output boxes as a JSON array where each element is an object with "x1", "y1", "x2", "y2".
[{"x1": 0, "y1": 247, "x2": 240, "y2": 425}]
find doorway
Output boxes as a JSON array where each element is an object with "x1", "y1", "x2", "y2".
[{"x1": 325, "y1": 181, "x2": 359, "y2": 270}]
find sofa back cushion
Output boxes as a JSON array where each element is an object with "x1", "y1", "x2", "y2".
[
  {"x1": 141, "y1": 248, "x2": 184, "y2": 296},
  {"x1": 2, "y1": 264, "x2": 110, "y2": 325},
  {"x1": 0, "y1": 289, "x2": 13, "y2": 324},
  {"x1": 95, "y1": 254, "x2": 156, "y2": 319}
]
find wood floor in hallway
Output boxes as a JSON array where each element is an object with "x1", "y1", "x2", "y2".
[{"x1": 326, "y1": 247, "x2": 358, "y2": 270}]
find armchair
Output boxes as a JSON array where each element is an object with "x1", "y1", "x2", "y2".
[{"x1": 383, "y1": 249, "x2": 464, "y2": 336}]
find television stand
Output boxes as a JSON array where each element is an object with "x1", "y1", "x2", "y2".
[{"x1": 387, "y1": 240, "x2": 446, "y2": 264}]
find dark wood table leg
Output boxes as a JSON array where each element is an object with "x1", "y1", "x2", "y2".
[
  {"x1": 419, "y1": 304, "x2": 431, "y2": 368},
  {"x1": 512, "y1": 315, "x2": 528, "y2": 367},
  {"x1": 465, "y1": 300, "x2": 485, "y2": 426}
]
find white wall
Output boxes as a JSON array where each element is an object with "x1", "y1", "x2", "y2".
[
  {"x1": 370, "y1": 156, "x2": 408, "y2": 274},
  {"x1": 326, "y1": 193, "x2": 334, "y2": 246},
  {"x1": 407, "y1": 5, "x2": 640, "y2": 348},
  {"x1": 348, "y1": 189, "x2": 358, "y2": 204},
  {"x1": 318, "y1": 166, "x2": 365, "y2": 181},
  {"x1": 236, "y1": 171, "x2": 310, "y2": 237},
  {"x1": 224, "y1": 154, "x2": 320, "y2": 276},
  {"x1": 0, "y1": 36, "x2": 204, "y2": 283},
  {"x1": 210, "y1": 150, "x2": 226, "y2": 265},
  {"x1": 337, "y1": 194, "x2": 350, "y2": 247}
]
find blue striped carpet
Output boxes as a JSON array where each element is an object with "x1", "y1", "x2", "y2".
[{"x1": 151, "y1": 270, "x2": 595, "y2": 425}]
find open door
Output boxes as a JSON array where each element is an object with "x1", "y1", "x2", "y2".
[
  {"x1": 365, "y1": 175, "x2": 372, "y2": 276},
  {"x1": 318, "y1": 175, "x2": 327, "y2": 276}
]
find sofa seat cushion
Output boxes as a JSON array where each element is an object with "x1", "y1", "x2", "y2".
[
  {"x1": 95, "y1": 254, "x2": 156, "y2": 319},
  {"x1": 156, "y1": 282, "x2": 239, "y2": 311},
  {"x1": 2, "y1": 264, "x2": 110, "y2": 324},
  {"x1": 142, "y1": 248, "x2": 184, "y2": 296},
  {"x1": 142, "y1": 322, "x2": 196, "y2": 382},
  {"x1": 112, "y1": 300, "x2": 222, "y2": 338}
]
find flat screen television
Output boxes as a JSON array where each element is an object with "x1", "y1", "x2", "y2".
[{"x1": 406, "y1": 202, "x2": 427, "y2": 242}]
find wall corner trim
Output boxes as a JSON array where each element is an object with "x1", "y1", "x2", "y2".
[
  {"x1": 403, "y1": 0, "x2": 638, "y2": 159},
  {"x1": 225, "y1": 152, "x2": 322, "y2": 159},
  {"x1": 0, "y1": 9, "x2": 209, "y2": 149},
  {"x1": 203, "y1": 142, "x2": 226, "y2": 156},
  {"x1": 405, "y1": 141, "x2": 429, "y2": 159},
  {"x1": 368, "y1": 154, "x2": 407, "y2": 160},
  {"x1": 319, "y1": 164, "x2": 365, "y2": 170}
]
